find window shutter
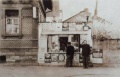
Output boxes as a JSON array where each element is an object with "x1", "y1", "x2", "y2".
[
  {"x1": 1, "y1": 9, "x2": 5, "y2": 19},
  {"x1": 1, "y1": 9, "x2": 6, "y2": 37}
]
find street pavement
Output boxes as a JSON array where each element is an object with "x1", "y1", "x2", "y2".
[{"x1": 0, "y1": 65, "x2": 120, "y2": 77}]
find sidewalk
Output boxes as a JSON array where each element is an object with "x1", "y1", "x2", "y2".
[{"x1": 0, "y1": 65, "x2": 120, "y2": 77}]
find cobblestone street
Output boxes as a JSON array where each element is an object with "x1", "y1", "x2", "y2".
[{"x1": 0, "y1": 65, "x2": 120, "y2": 77}]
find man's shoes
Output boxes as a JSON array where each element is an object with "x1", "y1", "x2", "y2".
[{"x1": 83, "y1": 67, "x2": 88, "y2": 69}]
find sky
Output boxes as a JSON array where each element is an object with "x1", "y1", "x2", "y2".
[{"x1": 59, "y1": 0, "x2": 120, "y2": 29}]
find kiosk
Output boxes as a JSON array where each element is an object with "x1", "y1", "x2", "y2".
[{"x1": 38, "y1": 23, "x2": 93, "y2": 66}]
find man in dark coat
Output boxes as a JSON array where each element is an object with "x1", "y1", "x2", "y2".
[
  {"x1": 66, "y1": 42, "x2": 75, "y2": 67},
  {"x1": 80, "y1": 40, "x2": 90, "y2": 68}
]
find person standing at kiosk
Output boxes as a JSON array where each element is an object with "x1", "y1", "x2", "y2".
[
  {"x1": 66, "y1": 42, "x2": 75, "y2": 67},
  {"x1": 80, "y1": 40, "x2": 90, "y2": 68}
]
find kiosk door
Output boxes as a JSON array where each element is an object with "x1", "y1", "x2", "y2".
[{"x1": 59, "y1": 37, "x2": 68, "y2": 52}]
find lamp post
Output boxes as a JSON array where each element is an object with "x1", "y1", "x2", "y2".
[
  {"x1": 108, "y1": 31, "x2": 111, "y2": 51},
  {"x1": 83, "y1": 14, "x2": 90, "y2": 31},
  {"x1": 86, "y1": 16, "x2": 89, "y2": 23}
]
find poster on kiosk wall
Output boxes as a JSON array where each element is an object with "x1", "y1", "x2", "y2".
[{"x1": 38, "y1": 36, "x2": 47, "y2": 64}]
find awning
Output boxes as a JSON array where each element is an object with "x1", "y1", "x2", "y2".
[{"x1": 41, "y1": 31, "x2": 88, "y2": 35}]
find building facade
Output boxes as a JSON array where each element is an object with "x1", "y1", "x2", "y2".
[{"x1": 0, "y1": 0, "x2": 45, "y2": 64}]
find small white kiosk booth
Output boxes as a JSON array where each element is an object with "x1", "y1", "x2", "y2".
[{"x1": 38, "y1": 23, "x2": 94, "y2": 66}]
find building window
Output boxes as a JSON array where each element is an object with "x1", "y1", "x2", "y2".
[
  {"x1": 5, "y1": 10, "x2": 19, "y2": 35},
  {"x1": 6, "y1": 18, "x2": 19, "y2": 34},
  {"x1": 2, "y1": 0, "x2": 32, "y2": 4}
]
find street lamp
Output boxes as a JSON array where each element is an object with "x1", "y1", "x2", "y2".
[{"x1": 83, "y1": 22, "x2": 89, "y2": 31}]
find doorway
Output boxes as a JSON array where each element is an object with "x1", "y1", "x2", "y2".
[{"x1": 59, "y1": 37, "x2": 68, "y2": 51}]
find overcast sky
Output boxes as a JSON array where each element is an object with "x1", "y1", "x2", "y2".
[{"x1": 59, "y1": 0, "x2": 120, "y2": 28}]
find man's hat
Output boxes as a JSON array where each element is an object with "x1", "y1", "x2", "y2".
[{"x1": 67, "y1": 42, "x2": 71, "y2": 44}]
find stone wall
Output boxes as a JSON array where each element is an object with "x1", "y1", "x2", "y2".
[{"x1": 93, "y1": 40, "x2": 120, "y2": 66}]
